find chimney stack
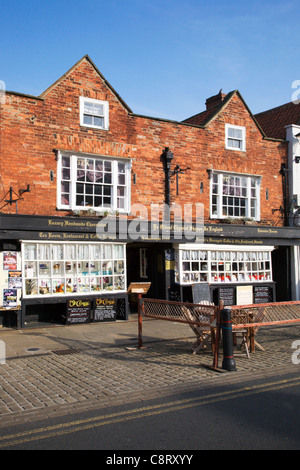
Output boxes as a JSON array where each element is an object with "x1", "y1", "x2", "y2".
[{"x1": 205, "y1": 89, "x2": 227, "y2": 110}]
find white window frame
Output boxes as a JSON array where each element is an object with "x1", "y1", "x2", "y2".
[
  {"x1": 57, "y1": 151, "x2": 131, "y2": 214},
  {"x1": 80, "y1": 96, "x2": 109, "y2": 130},
  {"x1": 225, "y1": 124, "x2": 246, "y2": 151},
  {"x1": 22, "y1": 241, "x2": 127, "y2": 298},
  {"x1": 174, "y1": 244, "x2": 274, "y2": 285},
  {"x1": 210, "y1": 170, "x2": 261, "y2": 221}
]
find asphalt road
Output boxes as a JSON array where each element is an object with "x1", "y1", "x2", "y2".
[{"x1": 1, "y1": 370, "x2": 300, "y2": 451}]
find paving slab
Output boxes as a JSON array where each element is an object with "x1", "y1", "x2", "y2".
[{"x1": 0, "y1": 315, "x2": 300, "y2": 429}]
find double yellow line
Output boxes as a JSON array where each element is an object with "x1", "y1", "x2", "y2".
[{"x1": 0, "y1": 376, "x2": 299, "y2": 449}]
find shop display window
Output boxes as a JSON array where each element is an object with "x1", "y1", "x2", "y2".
[
  {"x1": 174, "y1": 245, "x2": 273, "y2": 285},
  {"x1": 23, "y1": 242, "x2": 126, "y2": 297}
]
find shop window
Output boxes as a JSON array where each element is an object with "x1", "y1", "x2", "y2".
[
  {"x1": 80, "y1": 97, "x2": 109, "y2": 130},
  {"x1": 57, "y1": 152, "x2": 131, "y2": 213},
  {"x1": 22, "y1": 242, "x2": 126, "y2": 297},
  {"x1": 225, "y1": 124, "x2": 246, "y2": 151},
  {"x1": 210, "y1": 171, "x2": 261, "y2": 220},
  {"x1": 174, "y1": 245, "x2": 273, "y2": 285}
]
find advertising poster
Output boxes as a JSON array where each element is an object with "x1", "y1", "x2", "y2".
[
  {"x1": 93, "y1": 298, "x2": 117, "y2": 322},
  {"x1": 66, "y1": 298, "x2": 91, "y2": 324},
  {"x1": 3, "y1": 289, "x2": 17, "y2": 308},
  {"x1": 8, "y1": 271, "x2": 22, "y2": 289},
  {"x1": 3, "y1": 252, "x2": 17, "y2": 270}
]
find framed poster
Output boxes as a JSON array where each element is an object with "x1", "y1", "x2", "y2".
[
  {"x1": 3, "y1": 252, "x2": 17, "y2": 270},
  {"x1": 66, "y1": 299, "x2": 91, "y2": 324},
  {"x1": 217, "y1": 287, "x2": 235, "y2": 306},
  {"x1": 3, "y1": 289, "x2": 17, "y2": 308},
  {"x1": 93, "y1": 298, "x2": 117, "y2": 322},
  {"x1": 236, "y1": 285, "x2": 253, "y2": 306},
  {"x1": 192, "y1": 283, "x2": 211, "y2": 304},
  {"x1": 8, "y1": 271, "x2": 22, "y2": 289}
]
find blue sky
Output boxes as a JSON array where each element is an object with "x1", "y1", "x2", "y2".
[{"x1": 0, "y1": 0, "x2": 299, "y2": 121}]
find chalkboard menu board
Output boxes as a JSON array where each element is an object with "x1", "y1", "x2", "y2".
[
  {"x1": 192, "y1": 283, "x2": 211, "y2": 304},
  {"x1": 217, "y1": 287, "x2": 235, "y2": 306},
  {"x1": 168, "y1": 284, "x2": 181, "y2": 302},
  {"x1": 66, "y1": 299, "x2": 91, "y2": 324},
  {"x1": 93, "y1": 298, "x2": 117, "y2": 322},
  {"x1": 253, "y1": 286, "x2": 273, "y2": 304}
]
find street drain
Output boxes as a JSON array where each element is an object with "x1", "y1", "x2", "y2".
[
  {"x1": 26, "y1": 348, "x2": 41, "y2": 352},
  {"x1": 52, "y1": 348, "x2": 80, "y2": 356}
]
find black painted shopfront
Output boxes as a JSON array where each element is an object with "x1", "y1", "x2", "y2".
[{"x1": 0, "y1": 214, "x2": 299, "y2": 328}]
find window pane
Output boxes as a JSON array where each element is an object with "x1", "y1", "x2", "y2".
[
  {"x1": 93, "y1": 103, "x2": 104, "y2": 116},
  {"x1": 62, "y1": 168, "x2": 70, "y2": 180},
  {"x1": 84, "y1": 102, "x2": 94, "y2": 114},
  {"x1": 228, "y1": 127, "x2": 242, "y2": 139},
  {"x1": 104, "y1": 173, "x2": 112, "y2": 184},
  {"x1": 228, "y1": 139, "x2": 241, "y2": 149},
  {"x1": 118, "y1": 174, "x2": 125, "y2": 185},
  {"x1": 94, "y1": 117, "x2": 104, "y2": 127},
  {"x1": 105, "y1": 161, "x2": 112, "y2": 172},
  {"x1": 62, "y1": 156, "x2": 70, "y2": 168},
  {"x1": 118, "y1": 162, "x2": 126, "y2": 173},
  {"x1": 83, "y1": 114, "x2": 93, "y2": 125}
]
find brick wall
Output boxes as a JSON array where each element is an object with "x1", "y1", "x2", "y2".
[{"x1": 0, "y1": 57, "x2": 288, "y2": 225}]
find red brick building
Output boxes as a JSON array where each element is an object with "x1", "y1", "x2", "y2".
[
  {"x1": 0, "y1": 55, "x2": 297, "y2": 327},
  {"x1": 255, "y1": 100, "x2": 300, "y2": 301}
]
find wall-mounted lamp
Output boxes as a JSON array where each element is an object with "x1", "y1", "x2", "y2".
[
  {"x1": 171, "y1": 164, "x2": 190, "y2": 196},
  {"x1": 18, "y1": 184, "x2": 30, "y2": 197},
  {"x1": 133, "y1": 173, "x2": 137, "y2": 185},
  {"x1": 266, "y1": 188, "x2": 269, "y2": 200},
  {"x1": 295, "y1": 132, "x2": 300, "y2": 163},
  {"x1": 0, "y1": 185, "x2": 31, "y2": 213},
  {"x1": 200, "y1": 182, "x2": 204, "y2": 194}
]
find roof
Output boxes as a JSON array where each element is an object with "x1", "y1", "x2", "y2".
[
  {"x1": 182, "y1": 91, "x2": 236, "y2": 127},
  {"x1": 40, "y1": 55, "x2": 133, "y2": 113},
  {"x1": 255, "y1": 102, "x2": 300, "y2": 140},
  {"x1": 182, "y1": 90, "x2": 270, "y2": 139}
]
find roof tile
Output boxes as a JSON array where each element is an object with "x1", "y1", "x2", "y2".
[{"x1": 255, "y1": 102, "x2": 300, "y2": 140}]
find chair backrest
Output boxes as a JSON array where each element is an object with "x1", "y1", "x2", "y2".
[{"x1": 253, "y1": 306, "x2": 266, "y2": 332}]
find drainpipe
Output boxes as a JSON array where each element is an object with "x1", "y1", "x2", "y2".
[{"x1": 280, "y1": 163, "x2": 289, "y2": 226}]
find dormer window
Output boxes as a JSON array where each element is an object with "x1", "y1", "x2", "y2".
[
  {"x1": 225, "y1": 124, "x2": 246, "y2": 151},
  {"x1": 80, "y1": 97, "x2": 109, "y2": 130}
]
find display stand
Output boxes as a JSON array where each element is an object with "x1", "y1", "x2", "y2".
[{"x1": 126, "y1": 282, "x2": 151, "y2": 350}]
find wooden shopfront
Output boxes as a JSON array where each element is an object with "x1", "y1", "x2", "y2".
[
  {"x1": 0, "y1": 214, "x2": 129, "y2": 328},
  {"x1": 170, "y1": 223, "x2": 300, "y2": 305},
  {"x1": 0, "y1": 214, "x2": 299, "y2": 326}
]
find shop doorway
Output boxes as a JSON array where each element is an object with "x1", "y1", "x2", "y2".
[
  {"x1": 272, "y1": 246, "x2": 291, "y2": 301},
  {"x1": 126, "y1": 243, "x2": 172, "y2": 309}
]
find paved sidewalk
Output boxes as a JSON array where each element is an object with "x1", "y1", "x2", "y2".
[{"x1": 0, "y1": 315, "x2": 300, "y2": 428}]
